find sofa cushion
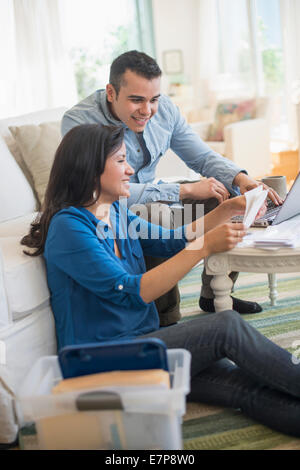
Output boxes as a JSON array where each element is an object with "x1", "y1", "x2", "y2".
[
  {"x1": 0, "y1": 237, "x2": 50, "y2": 321},
  {"x1": 207, "y1": 99, "x2": 256, "y2": 142},
  {"x1": 9, "y1": 122, "x2": 62, "y2": 206},
  {"x1": 0, "y1": 137, "x2": 37, "y2": 224},
  {"x1": 0, "y1": 108, "x2": 67, "y2": 205},
  {"x1": 0, "y1": 212, "x2": 38, "y2": 238}
]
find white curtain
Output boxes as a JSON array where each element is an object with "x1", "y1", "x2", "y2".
[
  {"x1": 0, "y1": 0, "x2": 16, "y2": 117},
  {"x1": 280, "y1": 0, "x2": 300, "y2": 146},
  {"x1": 196, "y1": 0, "x2": 255, "y2": 108},
  {"x1": 0, "y1": 0, "x2": 77, "y2": 119}
]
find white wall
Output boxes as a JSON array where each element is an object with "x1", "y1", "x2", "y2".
[
  {"x1": 152, "y1": 0, "x2": 199, "y2": 95},
  {"x1": 152, "y1": 0, "x2": 200, "y2": 180}
]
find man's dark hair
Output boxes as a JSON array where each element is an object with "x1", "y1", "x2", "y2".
[{"x1": 109, "y1": 50, "x2": 162, "y2": 95}]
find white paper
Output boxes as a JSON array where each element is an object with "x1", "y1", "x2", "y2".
[
  {"x1": 243, "y1": 186, "x2": 268, "y2": 229},
  {"x1": 238, "y1": 214, "x2": 300, "y2": 250}
]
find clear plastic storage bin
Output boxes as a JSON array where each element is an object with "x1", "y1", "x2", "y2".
[{"x1": 15, "y1": 349, "x2": 191, "y2": 450}]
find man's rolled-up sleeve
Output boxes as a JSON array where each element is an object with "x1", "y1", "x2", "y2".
[{"x1": 127, "y1": 182, "x2": 180, "y2": 206}]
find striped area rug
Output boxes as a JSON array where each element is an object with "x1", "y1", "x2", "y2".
[{"x1": 179, "y1": 265, "x2": 300, "y2": 450}]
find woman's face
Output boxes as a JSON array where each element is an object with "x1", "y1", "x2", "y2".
[{"x1": 99, "y1": 141, "x2": 134, "y2": 202}]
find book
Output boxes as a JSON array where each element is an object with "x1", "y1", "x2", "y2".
[{"x1": 52, "y1": 369, "x2": 170, "y2": 394}]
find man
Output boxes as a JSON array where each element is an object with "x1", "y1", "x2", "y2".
[{"x1": 62, "y1": 50, "x2": 282, "y2": 325}]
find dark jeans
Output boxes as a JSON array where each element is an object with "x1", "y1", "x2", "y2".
[
  {"x1": 141, "y1": 310, "x2": 300, "y2": 437},
  {"x1": 132, "y1": 196, "x2": 239, "y2": 326}
]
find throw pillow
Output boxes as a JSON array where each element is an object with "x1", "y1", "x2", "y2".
[
  {"x1": 0, "y1": 137, "x2": 36, "y2": 223},
  {"x1": 9, "y1": 122, "x2": 62, "y2": 206},
  {"x1": 207, "y1": 99, "x2": 256, "y2": 142},
  {"x1": 3, "y1": 133, "x2": 36, "y2": 193}
]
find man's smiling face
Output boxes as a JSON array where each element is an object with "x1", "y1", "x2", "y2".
[{"x1": 106, "y1": 69, "x2": 161, "y2": 132}]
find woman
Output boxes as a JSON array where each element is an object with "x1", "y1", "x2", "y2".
[{"x1": 22, "y1": 124, "x2": 300, "y2": 437}]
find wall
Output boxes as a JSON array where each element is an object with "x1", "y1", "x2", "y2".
[
  {"x1": 152, "y1": 0, "x2": 200, "y2": 180},
  {"x1": 152, "y1": 0, "x2": 199, "y2": 96}
]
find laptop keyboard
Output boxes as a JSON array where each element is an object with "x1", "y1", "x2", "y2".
[
  {"x1": 257, "y1": 201, "x2": 280, "y2": 221},
  {"x1": 232, "y1": 200, "x2": 281, "y2": 224}
]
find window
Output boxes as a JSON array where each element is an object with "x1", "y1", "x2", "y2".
[
  {"x1": 214, "y1": 0, "x2": 287, "y2": 141},
  {"x1": 254, "y1": 0, "x2": 287, "y2": 141},
  {"x1": 62, "y1": 0, "x2": 155, "y2": 100},
  {"x1": 214, "y1": 0, "x2": 254, "y2": 98}
]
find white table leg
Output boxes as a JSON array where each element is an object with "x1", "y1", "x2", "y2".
[
  {"x1": 268, "y1": 273, "x2": 278, "y2": 306},
  {"x1": 210, "y1": 274, "x2": 233, "y2": 312}
]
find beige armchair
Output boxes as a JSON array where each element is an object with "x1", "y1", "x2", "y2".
[{"x1": 189, "y1": 97, "x2": 272, "y2": 179}]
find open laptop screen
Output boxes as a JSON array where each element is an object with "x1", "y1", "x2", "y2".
[{"x1": 273, "y1": 172, "x2": 300, "y2": 225}]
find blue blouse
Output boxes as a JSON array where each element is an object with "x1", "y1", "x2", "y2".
[{"x1": 44, "y1": 202, "x2": 187, "y2": 350}]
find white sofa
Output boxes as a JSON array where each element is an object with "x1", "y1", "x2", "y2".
[
  {"x1": 0, "y1": 108, "x2": 66, "y2": 445},
  {"x1": 0, "y1": 101, "x2": 272, "y2": 446},
  {"x1": 0, "y1": 106, "x2": 190, "y2": 445}
]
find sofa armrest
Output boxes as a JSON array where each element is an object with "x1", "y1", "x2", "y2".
[
  {"x1": 0, "y1": 248, "x2": 10, "y2": 327},
  {"x1": 223, "y1": 118, "x2": 271, "y2": 177}
]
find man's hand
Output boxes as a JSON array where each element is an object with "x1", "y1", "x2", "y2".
[
  {"x1": 233, "y1": 172, "x2": 283, "y2": 206},
  {"x1": 180, "y1": 178, "x2": 230, "y2": 204}
]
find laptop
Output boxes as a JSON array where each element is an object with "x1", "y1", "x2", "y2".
[{"x1": 252, "y1": 172, "x2": 300, "y2": 227}]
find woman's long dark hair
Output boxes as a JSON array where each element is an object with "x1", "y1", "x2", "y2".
[{"x1": 21, "y1": 124, "x2": 124, "y2": 256}]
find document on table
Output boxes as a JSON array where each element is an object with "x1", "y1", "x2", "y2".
[
  {"x1": 239, "y1": 215, "x2": 300, "y2": 250},
  {"x1": 243, "y1": 186, "x2": 268, "y2": 229}
]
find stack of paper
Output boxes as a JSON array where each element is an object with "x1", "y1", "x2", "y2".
[
  {"x1": 241, "y1": 216, "x2": 300, "y2": 250},
  {"x1": 253, "y1": 238, "x2": 296, "y2": 249},
  {"x1": 253, "y1": 218, "x2": 300, "y2": 249}
]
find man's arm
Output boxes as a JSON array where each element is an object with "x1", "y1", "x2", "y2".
[
  {"x1": 127, "y1": 182, "x2": 181, "y2": 207},
  {"x1": 179, "y1": 177, "x2": 231, "y2": 204},
  {"x1": 166, "y1": 99, "x2": 282, "y2": 204},
  {"x1": 168, "y1": 100, "x2": 246, "y2": 195},
  {"x1": 61, "y1": 113, "x2": 84, "y2": 137},
  {"x1": 233, "y1": 172, "x2": 283, "y2": 205}
]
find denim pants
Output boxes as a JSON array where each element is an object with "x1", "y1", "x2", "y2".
[
  {"x1": 132, "y1": 196, "x2": 238, "y2": 326},
  {"x1": 141, "y1": 310, "x2": 300, "y2": 437}
]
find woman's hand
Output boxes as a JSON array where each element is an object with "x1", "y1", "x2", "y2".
[
  {"x1": 255, "y1": 201, "x2": 267, "y2": 219},
  {"x1": 205, "y1": 222, "x2": 247, "y2": 255},
  {"x1": 223, "y1": 195, "x2": 246, "y2": 217},
  {"x1": 223, "y1": 194, "x2": 267, "y2": 220}
]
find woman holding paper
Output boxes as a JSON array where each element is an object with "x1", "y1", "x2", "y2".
[{"x1": 22, "y1": 124, "x2": 300, "y2": 437}]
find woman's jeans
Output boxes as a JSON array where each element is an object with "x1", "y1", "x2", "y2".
[{"x1": 141, "y1": 310, "x2": 300, "y2": 437}]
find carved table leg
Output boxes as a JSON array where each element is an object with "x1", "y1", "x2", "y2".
[
  {"x1": 210, "y1": 274, "x2": 233, "y2": 312},
  {"x1": 268, "y1": 273, "x2": 278, "y2": 306}
]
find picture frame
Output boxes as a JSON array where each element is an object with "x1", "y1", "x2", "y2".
[{"x1": 162, "y1": 49, "x2": 183, "y2": 75}]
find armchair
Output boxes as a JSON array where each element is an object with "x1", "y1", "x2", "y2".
[{"x1": 189, "y1": 97, "x2": 272, "y2": 179}]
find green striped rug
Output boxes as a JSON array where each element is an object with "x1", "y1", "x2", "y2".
[{"x1": 179, "y1": 265, "x2": 300, "y2": 450}]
